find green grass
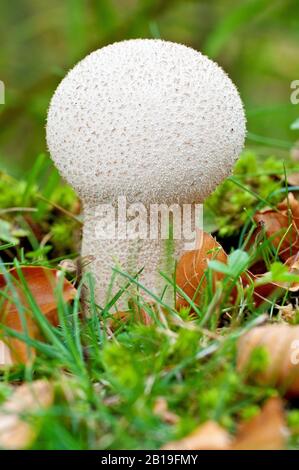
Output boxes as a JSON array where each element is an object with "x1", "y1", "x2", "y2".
[
  {"x1": 1, "y1": 151, "x2": 299, "y2": 449},
  {"x1": 1, "y1": 0, "x2": 299, "y2": 449}
]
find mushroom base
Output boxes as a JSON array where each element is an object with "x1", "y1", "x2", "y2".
[{"x1": 81, "y1": 203, "x2": 198, "y2": 310}]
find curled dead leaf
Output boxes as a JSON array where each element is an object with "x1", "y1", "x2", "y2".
[
  {"x1": 237, "y1": 324, "x2": 299, "y2": 396},
  {"x1": 0, "y1": 380, "x2": 54, "y2": 449},
  {"x1": 0, "y1": 340, "x2": 13, "y2": 366},
  {"x1": 0, "y1": 266, "x2": 76, "y2": 364},
  {"x1": 58, "y1": 255, "x2": 95, "y2": 276},
  {"x1": 290, "y1": 141, "x2": 299, "y2": 162},
  {"x1": 244, "y1": 270, "x2": 287, "y2": 308},
  {"x1": 175, "y1": 230, "x2": 227, "y2": 310},
  {"x1": 278, "y1": 303, "x2": 298, "y2": 323}
]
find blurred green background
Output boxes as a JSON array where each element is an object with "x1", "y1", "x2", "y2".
[{"x1": 0, "y1": 0, "x2": 299, "y2": 177}]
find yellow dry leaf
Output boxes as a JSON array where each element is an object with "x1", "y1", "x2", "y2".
[
  {"x1": 0, "y1": 380, "x2": 54, "y2": 449},
  {"x1": 237, "y1": 324, "x2": 299, "y2": 396}
]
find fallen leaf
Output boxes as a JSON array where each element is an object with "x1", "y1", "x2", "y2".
[
  {"x1": 106, "y1": 311, "x2": 130, "y2": 330},
  {"x1": 176, "y1": 230, "x2": 227, "y2": 310},
  {"x1": 0, "y1": 340, "x2": 13, "y2": 366},
  {"x1": 241, "y1": 270, "x2": 279, "y2": 307},
  {"x1": 58, "y1": 255, "x2": 95, "y2": 276},
  {"x1": 282, "y1": 252, "x2": 299, "y2": 291},
  {"x1": 237, "y1": 324, "x2": 299, "y2": 396},
  {"x1": 244, "y1": 270, "x2": 288, "y2": 308},
  {"x1": 0, "y1": 380, "x2": 54, "y2": 449},
  {"x1": 162, "y1": 420, "x2": 231, "y2": 450},
  {"x1": 252, "y1": 193, "x2": 299, "y2": 261},
  {"x1": 231, "y1": 397, "x2": 287, "y2": 450},
  {"x1": 290, "y1": 141, "x2": 299, "y2": 162},
  {"x1": 0, "y1": 266, "x2": 76, "y2": 364}
]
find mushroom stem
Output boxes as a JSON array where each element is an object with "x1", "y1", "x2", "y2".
[{"x1": 81, "y1": 202, "x2": 196, "y2": 308}]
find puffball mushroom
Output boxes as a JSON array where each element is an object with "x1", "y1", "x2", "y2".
[{"x1": 46, "y1": 39, "x2": 246, "y2": 307}]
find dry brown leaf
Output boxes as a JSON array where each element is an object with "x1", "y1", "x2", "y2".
[
  {"x1": 237, "y1": 324, "x2": 299, "y2": 396},
  {"x1": 278, "y1": 192, "x2": 299, "y2": 220},
  {"x1": 162, "y1": 420, "x2": 231, "y2": 450},
  {"x1": 231, "y1": 397, "x2": 287, "y2": 450},
  {"x1": 176, "y1": 230, "x2": 227, "y2": 310},
  {"x1": 58, "y1": 255, "x2": 95, "y2": 276},
  {"x1": 153, "y1": 397, "x2": 179, "y2": 425},
  {"x1": 278, "y1": 303, "x2": 298, "y2": 323},
  {"x1": 0, "y1": 266, "x2": 76, "y2": 364},
  {"x1": 253, "y1": 193, "x2": 299, "y2": 262},
  {"x1": 287, "y1": 173, "x2": 299, "y2": 187},
  {"x1": 0, "y1": 380, "x2": 54, "y2": 449},
  {"x1": 131, "y1": 306, "x2": 154, "y2": 325}
]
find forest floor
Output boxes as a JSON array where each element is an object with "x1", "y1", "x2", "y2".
[{"x1": 1, "y1": 150, "x2": 299, "y2": 450}]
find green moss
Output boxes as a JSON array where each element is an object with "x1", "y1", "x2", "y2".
[{"x1": 205, "y1": 151, "x2": 292, "y2": 236}]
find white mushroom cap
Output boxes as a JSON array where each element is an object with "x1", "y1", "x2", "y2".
[{"x1": 46, "y1": 39, "x2": 246, "y2": 206}]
